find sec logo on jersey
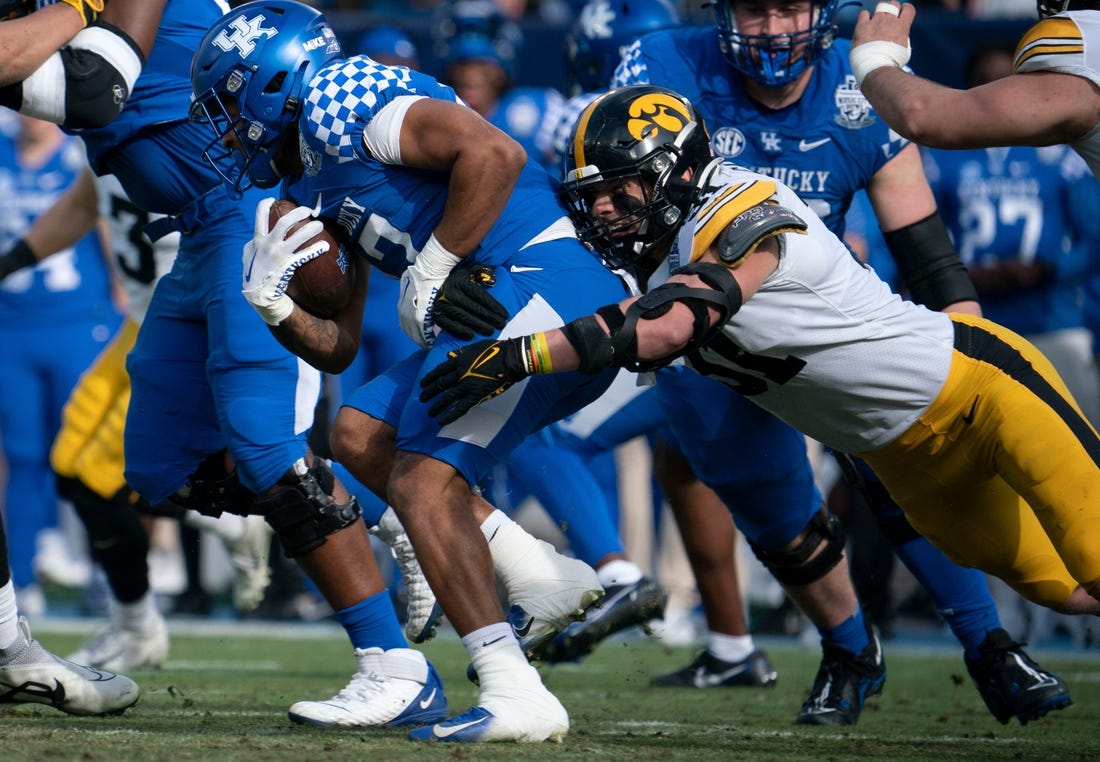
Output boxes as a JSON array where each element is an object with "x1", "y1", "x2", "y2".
[{"x1": 711, "y1": 127, "x2": 746, "y2": 159}]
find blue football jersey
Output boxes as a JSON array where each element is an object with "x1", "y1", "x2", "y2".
[
  {"x1": 0, "y1": 132, "x2": 114, "y2": 324},
  {"x1": 924, "y1": 144, "x2": 1099, "y2": 334},
  {"x1": 613, "y1": 30, "x2": 908, "y2": 237},
  {"x1": 285, "y1": 56, "x2": 577, "y2": 279}
]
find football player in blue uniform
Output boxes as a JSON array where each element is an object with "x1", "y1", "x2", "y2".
[
  {"x1": 610, "y1": 0, "x2": 1071, "y2": 726},
  {"x1": 44, "y1": 0, "x2": 453, "y2": 730},
  {"x1": 190, "y1": 0, "x2": 628, "y2": 743}
]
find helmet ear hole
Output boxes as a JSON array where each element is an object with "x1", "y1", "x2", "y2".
[{"x1": 263, "y1": 71, "x2": 287, "y2": 95}]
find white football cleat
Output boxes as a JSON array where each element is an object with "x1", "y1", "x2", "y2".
[
  {"x1": 224, "y1": 515, "x2": 273, "y2": 612},
  {"x1": 497, "y1": 535, "x2": 603, "y2": 660},
  {"x1": 68, "y1": 612, "x2": 169, "y2": 672},
  {"x1": 408, "y1": 683, "x2": 568, "y2": 743},
  {"x1": 369, "y1": 508, "x2": 442, "y2": 643},
  {"x1": 1, "y1": 617, "x2": 140, "y2": 716},
  {"x1": 288, "y1": 647, "x2": 447, "y2": 728}
]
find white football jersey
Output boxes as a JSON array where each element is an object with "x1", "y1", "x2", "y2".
[
  {"x1": 1015, "y1": 11, "x2": 1100, "y2": 180},
  {"x1": 661, "y1": 161, "x2": 956, "y2": 454}
]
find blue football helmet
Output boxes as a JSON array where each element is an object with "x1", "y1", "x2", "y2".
[
  {"x1": 711, "y1": 0, "x2": 840, "y2": 87},
  {"x1": 432, "y1": 0, "x2": 523, "y2": 79},
  {"x1": 561, "y1": 85, "x2": 713, "y2": 270},
  {"x1": 189, "y1": 0, "x2": 343, "y2": 193},
  {"x1": 565, "y1": 0, "x2": 681, "y2": 96},
  {"x1": 357, "y1": 25, "x2": 420, "y2": 68}
]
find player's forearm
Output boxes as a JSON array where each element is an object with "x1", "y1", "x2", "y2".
[
  {"x1": 860, "y1": 67, "x2": 957, "y2": 147},
  {"x1": 271, "y1": 309, "x2": 358, "y2": 375},
  {"x1": 0, "y1": 4, "x2": 82, "y2": 85},
  {"x1": 22, "y1": 170, "x2": 98, "y2": 258}
]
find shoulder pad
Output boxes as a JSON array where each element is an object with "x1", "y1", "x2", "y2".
[{"x1": 716, "y1": 205, "x2": 808, "y2": 266}]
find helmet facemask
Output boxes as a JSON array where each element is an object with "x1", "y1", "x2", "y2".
[{"x1": 712, "y1": 0, "x2": 841, "y2": 87}]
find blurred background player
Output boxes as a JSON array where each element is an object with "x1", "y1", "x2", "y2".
[
  {"x1": 611, "y1": 0, "x2": 1071, "y2": 725},
  {"x1": 433, "y1": 0, "x2": 564, "y2": 169},
  {"x1": 0, "y1": 115, "x2": 120, "y2": 618},
  {"x1": 0, "y1": 113, "x2": 138, "y2": 716}
]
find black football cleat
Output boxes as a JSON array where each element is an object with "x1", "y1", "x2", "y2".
[
  {"x1": 543, "y1": 577, "x2": 669, "y2": 663},
  {"x1": 796, "y1": 627, "x2": 886, "y2": 726},
  {"x1": 650, "y1": 649, "x2": 778, "y2": 688},
  {"x1": 966, "y1": 628, "x2": 1073, "y2": 725}
]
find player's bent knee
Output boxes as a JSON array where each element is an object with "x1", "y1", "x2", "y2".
[
  {"x1": 749, "y1": 507, "x2": 846, "y2": 587},
  {"x1": 251, "y1": 457, "x2": 361, "y2": 559}
]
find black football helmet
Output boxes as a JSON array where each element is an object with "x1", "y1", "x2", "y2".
[
  {"x1": 1038, "y1": 0, "x2": 1099, "y2": 15},
  {"x1": 561, "y1": 85, "x2": 712, "y2": 270}
]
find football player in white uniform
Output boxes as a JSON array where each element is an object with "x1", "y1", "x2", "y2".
[{"x1": 422, "y1": 86, "x2": 1100, "y2": 658}]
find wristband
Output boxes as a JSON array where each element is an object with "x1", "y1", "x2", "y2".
[
  {"x1": 256, "y1": 293, "x2": 295, "y2": 327},
  {"x1": 0, "y1": 238, "x2": 37, "y2": 279},
  {"x1": 521, "y1": 332, "x2": 554, "y2": 375},
  {"x1": 850, "y1": 40, "x2": 910, "y2": 87},
  {"x1": 417, "y1": 234, "x2": 463, "y2": 277}
]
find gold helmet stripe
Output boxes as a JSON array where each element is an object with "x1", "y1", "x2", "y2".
[{"x1": 570, "y1": 90, "x2": 618, "y2": 178}]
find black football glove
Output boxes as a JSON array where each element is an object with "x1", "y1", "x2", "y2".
[
  {"x1": 432, "y1": 265, "x2": 509, "y2": 340},
  {"x1": 419, "y1": 337, "x2": 530, "y2": 425}
]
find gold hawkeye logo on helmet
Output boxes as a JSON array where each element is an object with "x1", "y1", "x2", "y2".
[{"x1": 626, "y1": 92, "x2": 691, "y2": 142}]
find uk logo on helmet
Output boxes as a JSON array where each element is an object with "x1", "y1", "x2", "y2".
[{"x1": 213, "y1": 14, "x2": 278, "y2": 57}]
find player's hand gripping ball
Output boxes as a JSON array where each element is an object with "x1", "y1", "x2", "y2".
[{"x1": 268, "y1": 199, "x2": 356, "y2": 319}]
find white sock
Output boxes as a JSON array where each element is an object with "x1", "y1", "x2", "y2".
[
  {"x1": 708, "y1": 632, "x2": 755, "y2": 663},
  {"x1": 0, "y1": 580, "x2": 18, "y2": 649},
  {"x1": 597, "y1": 559, "x2": 643, "y2": 588},
  {"x1": 480, "y1": 510, "x2": 539, "y2": 584},
  {"x1": 464, "y1": 623, "x2": 541, "y2": 695},
  {"x1": 462, "y1": 622, "x2": 516, "y2": 657},
  {"x1": 117, "y1": 591, "x2": 161, "y2": 632},
  {"x1": 185, "y1": 511, "x2": 245, "y2": 542}
]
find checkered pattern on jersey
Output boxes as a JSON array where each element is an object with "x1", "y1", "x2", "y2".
[
  {"x1": 304, "y1": 56, "x2": 413, "y2": 163},
  {"x1": 611, "y1": 41, "x2": 648, "y2": 88}
]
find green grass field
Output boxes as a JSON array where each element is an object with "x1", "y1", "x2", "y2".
[{"x1": 2, "y1": 622, "x2": 1099, "y2": 761}]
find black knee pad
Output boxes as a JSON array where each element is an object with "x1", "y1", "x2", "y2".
[
  {"x1": 750, "y1": 507, "x2": 846, "y2": 587},
  {"x1": 170, "y1": 451, "x2": 255, "y2": 518},
  {"x1": 251, "y1": 458, "x2": 361, "y2": 559}
]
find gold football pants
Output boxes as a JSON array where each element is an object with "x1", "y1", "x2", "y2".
[
  {"x1": 860, "y1": 313, "x2": 1100, "y2": 609},
  {"x1": 50, "y1": 318, "x2": 137, "y2": 500}
]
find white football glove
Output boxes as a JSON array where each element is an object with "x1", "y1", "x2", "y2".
[
  {"x1": 242, "y1": 197, "x2": 330, "y2": 326},
  {"x1": 398, "y1": 233, "x2": 462, "y2": 348}
]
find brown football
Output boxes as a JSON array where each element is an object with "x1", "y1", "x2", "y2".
[{"x1": 268, "y1": 199, "x2": 356, "y2": 319}]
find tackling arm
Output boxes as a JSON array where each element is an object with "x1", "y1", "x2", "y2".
[{"x1": 419, "y1": 239, "x2": 781, "y2": 424}]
